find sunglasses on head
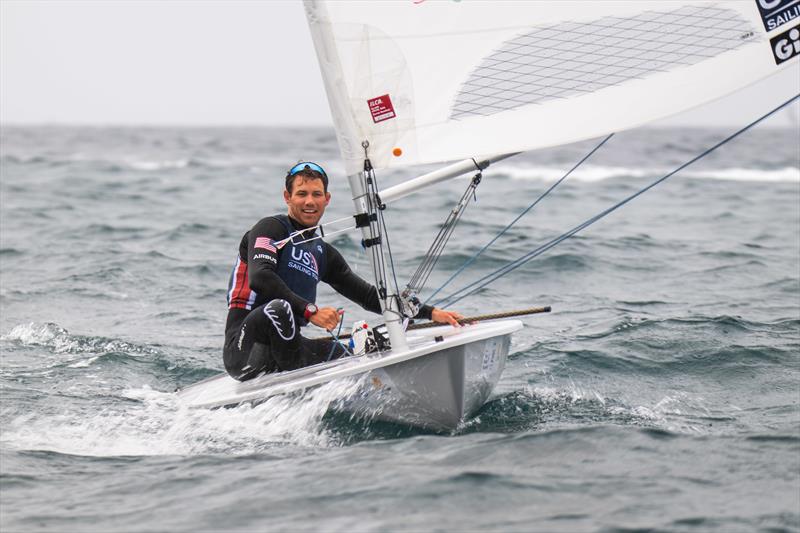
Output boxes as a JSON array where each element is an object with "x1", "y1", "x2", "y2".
[{"x1": 287, "y1": 162, "x2": 328, "y2": 179}]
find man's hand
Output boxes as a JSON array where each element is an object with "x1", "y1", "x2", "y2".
[
  {"x1": 431, "y1": 308, "x2": 464, "y2": 327},
  {"x1": 309, "y1": 307, "x2": 343, "y2": 331}
]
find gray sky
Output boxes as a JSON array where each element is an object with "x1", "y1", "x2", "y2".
[{"x1": 1, "y1": 0, "x2": 798, "y2": 128}]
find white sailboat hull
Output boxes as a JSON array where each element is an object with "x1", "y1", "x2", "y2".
[
  {"x1": 340, "y1": 331, "x2": 512, "y2": 430},
  {"x1": 176, "y1": 320, "x2": 522, "y2": 430}
]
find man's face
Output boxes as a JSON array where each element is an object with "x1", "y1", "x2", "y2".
[{"x1": 284, "y1": 176, "x2": 331, "y2": 227}]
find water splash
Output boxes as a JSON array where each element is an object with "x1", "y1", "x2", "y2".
[
  {"x1": 0, "y1": 378, "x2": 367, "y2": 457},
  {"x1": 2, "y1": 322, "x2": 158, "y2": 357}
]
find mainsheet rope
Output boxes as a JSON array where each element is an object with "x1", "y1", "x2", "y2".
[{"x1": 433, "y1": 94, "x2": 800, "y2": 309}]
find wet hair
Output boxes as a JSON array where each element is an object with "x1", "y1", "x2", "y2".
[{"x1": 285, "y1": 162, "x2": 329, "y2": 194}]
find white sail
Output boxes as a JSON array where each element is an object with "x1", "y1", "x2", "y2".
[{"x1": 305, "y1": 0, "x2": 797, "y2": 175}]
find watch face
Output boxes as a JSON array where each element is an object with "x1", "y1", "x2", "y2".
[{"x1": 307, "y1": 304, "x2": 318, "y2": 314}]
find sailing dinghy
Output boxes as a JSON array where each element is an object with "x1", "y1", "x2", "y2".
[
  {"x1": 178, "y1": 1, "x2": 798, "y2": 430},
  {"x1": 179, "y1": 320, "x2": 520, "y2": 430}
]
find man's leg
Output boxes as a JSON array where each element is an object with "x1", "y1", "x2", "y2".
[
  {"x1": 260, "y1": 299, "x2": 351, "y2": 368},
  {"x1": 223, "y1": 299, "x2": 349, "y2": 381},
  {"x1": 299, "y1": 337, "x2": 349, "y2": 367},
  {"x1": 222, "y1": 301, "x2": 288, "y2": 381}
]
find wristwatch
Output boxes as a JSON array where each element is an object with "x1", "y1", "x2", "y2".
[{"x1": 304, "y1": 303, "x2": 319, "y2": 321}]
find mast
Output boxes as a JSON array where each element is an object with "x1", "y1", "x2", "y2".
[{"x1": 347, "y1": 162, "x2": 408, "y2": 351}]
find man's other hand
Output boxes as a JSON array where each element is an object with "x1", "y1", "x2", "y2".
[{"x1": 431, "y1": 308, "x2": 464, "y2": 327}]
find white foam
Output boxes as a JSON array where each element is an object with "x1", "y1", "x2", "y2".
[
  {"x1": 504, "y1": 164, "x2": 651, "y2": 182},
  {"x1": 525, "y1": 381, "x2": 721, "y2": 435},
  {"x1": 66, "y1": 356, "x2": 100, "y2": 368},
  {"x1": 683, "y1": 167, "x2": 800, "y2": 182},
  {"x1": 500, "y1": 164, "x2": 800, "y2": 183},
  {"x1": 608, "y1": 392, "x2": 716, "y2": 434},
  {"x1": 126, "y1": 159, "x2": 188, "y2": 171},
  {"x1": 2, "y1": 322, "x2": 156, "y2": 358},
  {"x1": 1, "y1": 378, "x2": 366, "y2": 457},
  {"x1": 525, "y1": 383, "x2": 606, "y2": 405},
  {"x1": 2, "y1": 322, "x2": 73, "y2": 351}
]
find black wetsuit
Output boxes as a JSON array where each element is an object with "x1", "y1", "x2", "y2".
[{"x1": 223, "y1": 214, "x2": 432, "y2": 381}]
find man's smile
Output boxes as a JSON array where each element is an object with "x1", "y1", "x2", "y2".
[{"x1": 284, "y1": 175, "x2": 331, "y2": 227}]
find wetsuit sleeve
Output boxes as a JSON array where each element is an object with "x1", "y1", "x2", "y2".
[
  {"x1": 417, "y1": 303, "x2": 434, "y2": 321},
  {"x1": 322, "y1": 244, "x2": 382, "y2": 314},
  {"x1": 322, "y1": 244, "x2": 434, "y2": 320},
  {"x1": 246, "y1": 217, "x2": 310, "y2": 317}
]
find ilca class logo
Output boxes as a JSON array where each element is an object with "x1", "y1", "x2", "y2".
[
  {"x1": 367, "y1": 94, "x2": 396, "y2": 124},
  {"x1": 756, "y1": 0, "x2": 800, "y2": 31},
  {"x1": 770, "y1": 22, "x2": 800, "y2": 64}
]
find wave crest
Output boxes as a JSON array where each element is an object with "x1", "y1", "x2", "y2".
[
  {"x1": 501, "y1": 164, "x2": 800, "y2": 183},
  {"x1": 2, "y1": 322, "x2": 159, "y2": 358}
]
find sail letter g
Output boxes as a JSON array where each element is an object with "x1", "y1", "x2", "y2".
[{"x1": 774, "y1": 28, "x2": 800, "y2": 60}]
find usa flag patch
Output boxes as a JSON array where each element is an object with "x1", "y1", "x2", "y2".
[{"x1": 254, "y1": 236, "x2": 277, "y2": 253}]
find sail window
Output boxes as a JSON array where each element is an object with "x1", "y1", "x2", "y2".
[{"x1": 451, "y1": 5, "x2": 755, "y2": 119}]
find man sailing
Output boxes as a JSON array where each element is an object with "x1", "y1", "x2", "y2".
[{"x1": 224, "y1": 161, "x2": 462, "y2": 381}]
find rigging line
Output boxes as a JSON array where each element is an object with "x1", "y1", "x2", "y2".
[
  {"x1": 360, "y1": 141, "x2": 395, "y2": 309},
  {"x1": 371, "y1": 194, "x2": 390, "y2": 297},
  {"x1": 416, "y1": 174, "x2": 480, "y2": 287},
  {"x1": 424, "y1": 133, "x2": 615, "y2": 305},
  {"x1": 435, "y1": 93, "x2": 800, "y2": 309},
  {"x1": 288, "y1": 225, "x2": 357, "y2": 246},
  {"x1": 409, "y1": 212, "x2": 459, "y2": 290},
  {"x1": 326, "y1": 310, "x2": 351, "y2": 361},
  {"x1": 407, "y1": 172, "x2": 481, "y2": 291},
  {"x1": 370, "y1": 166, "x2": 402, "y2": 299},
  {"x1": 380, "y1": 211, "x2": 402, "y2": 299},
  {"x1": 376, "y1": 206, "x2": 405, "y2": 321},
  {"x1": 415, "y1": 182, "x2": 475, "y2": 289},
  {"x1": 362, "y1": 166, "x2": 384, "y2": 294},
  {"x1": 363, "y1": 162, "x2": 401, "y2": 319},
  {"x1": 274, "y1": 215, "x2": 353, "y2": 249}
]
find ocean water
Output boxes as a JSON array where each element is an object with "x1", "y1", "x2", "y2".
[{"x1": 0, "y1": 124, "x2": 798, "y2": 533}]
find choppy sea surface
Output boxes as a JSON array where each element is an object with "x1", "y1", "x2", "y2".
[{"x1": 1, "y1": 124, "x2": 799, "y2": 533}]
